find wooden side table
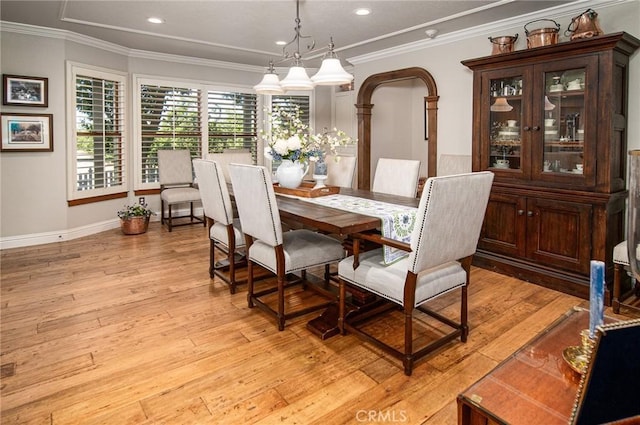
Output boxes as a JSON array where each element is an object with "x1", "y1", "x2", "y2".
[{"x1": 457, "y1": 307, "x2": 597, "y2": 425}]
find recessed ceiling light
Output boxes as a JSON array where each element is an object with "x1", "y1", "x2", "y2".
[
  {"x1": 354, "y1": 8, "x2": 371, "y2": 16},
  {"x1": 276, "y1": 41, "x2": 287, "y2": 46},
  {"x1": 147, "y1": 17, "x2": 164, "y2": 24}
]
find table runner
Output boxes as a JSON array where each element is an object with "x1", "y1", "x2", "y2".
[{"x1": 302, "y1": 194, "x2": 417, "y2": 264}]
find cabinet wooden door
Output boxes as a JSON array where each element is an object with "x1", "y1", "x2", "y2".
[
  {"x1": 479, "y1": 192, "x2": 527, "y2": 258},
  {"x1": 530, "y1": 56, "x2": 598, "y2": 188},
  {"x1": 478, "y1": 66, "x2": 532, "y2": 180},
  {"x1": 525, "y1": 197, "x2": 592, "y2": 274}
]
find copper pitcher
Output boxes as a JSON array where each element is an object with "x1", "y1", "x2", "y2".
[{"x1": 566, "y1": 9, "x2": 604, "y2": 40}]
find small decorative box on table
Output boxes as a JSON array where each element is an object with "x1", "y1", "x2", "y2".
[{"x1": 273, "y1": 182, "x2": 340, "y2": 198}]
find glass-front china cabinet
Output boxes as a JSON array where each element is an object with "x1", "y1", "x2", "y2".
[{"x1": 463, "y1": 33, "x2": 639, "y2": 300}]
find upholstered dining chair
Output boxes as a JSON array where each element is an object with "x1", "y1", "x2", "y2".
[
  {"x1": 372, "y1": 158, "x2": 421, "y2": 197},
  {"x1": 229, "y1": 163, "x2": 346, "y2": 331},
  {"x1": 206, "y1": 149, "x2": 253, "y2": 182},
  {"x1": 338, "y1": 171, "x2": 494, "y2": 375},
  {"x1": 158, "y1": 149, "x2": 205, "y2": 232},
  {"x1": 193, "y1": 159, "x2": 246, "y2": 293},
  {"x1": 325, "y1": 154, "x2": 357, "y2": 188},
  {"x1": 611, "y1": 241, "x2": 638, "y2": 313}
]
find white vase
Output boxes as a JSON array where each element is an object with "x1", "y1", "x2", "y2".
[{"x1": 276, "y1": 159, "x2": 308, "y2": 189}]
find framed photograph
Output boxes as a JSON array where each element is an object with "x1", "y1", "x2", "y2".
[
  {"x1": 1, "y1": 113, "x2": 53, "y2": 152},
  {"x1": 3, "y1": 74, "x2": 48, "y2": 107}
]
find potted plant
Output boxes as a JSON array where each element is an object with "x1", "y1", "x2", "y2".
[{"x1": 117, "y1": 203, "x2": 155, "y2": 235}]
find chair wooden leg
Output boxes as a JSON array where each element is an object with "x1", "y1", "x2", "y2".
[
  {"x1": 613, "y1": 263, "x2": 623, "y2": 314},
  {"x1": 403, "y1": 272, "x2": 417, "y2": 376},
  {"x1": 247, "y1": 260, "x2": 254, "y2": 308},
  {"x1": 460, "y1": 257, "x2": 471, "y2": 341},
  {"x1": 161, "y1": 200, "x2": 165, "y2": 225},
  {"x1": 277, "y1": 269, "x2": 286, "y2": 331},
  {"x1": 209, "y1": 240, "x2": 215, "y2": 279},
  {"x1": 227, "y1": 227, "x2": 237, "y2": 294},
  {"x1": 167, "y1": 204, "x2": 173, "y2": 232},
  {"x1": 338, "y1": 279, "x2": 346, "y2": 335},
  {"x1": 403, "y1": 303, "x2": 414, "y2": 376},
  {"x1": 461, "y1": 284, "x2": 469, "y2": 342}
]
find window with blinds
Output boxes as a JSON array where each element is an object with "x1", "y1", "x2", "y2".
[
  {"x1": 271, "y1": 95, "x2": 310, "y2": 124},
  {"x1": 208, "y1": 90, "x2": 258, "y2": 160},
  {"x1": 139, "y1": 84, "x2": 202, "y2": 184},
  {"x1": 70, "y1": 66, "x2": 126, "y2": 200}
]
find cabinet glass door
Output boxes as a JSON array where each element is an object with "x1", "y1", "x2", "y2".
[
  {"x1": 541, "y1": 68, "x2": 585, "y2": 175},
  {"x1": 489, "y1": 76, "x2": 523, "y2": 171}
]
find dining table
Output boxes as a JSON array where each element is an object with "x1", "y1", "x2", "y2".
[{"x1": 272, "y1": 185, "x2": 421, "y2": 339}]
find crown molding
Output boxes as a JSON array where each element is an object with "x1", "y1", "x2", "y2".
[
  {"x1": 0, "y1": 20, "x2": 263, "y2": 73},
  {"x1": 348, "y1": 0, "x2": 628, "y2": 65},
  {"x1": 129, "y1": 49, "x2": 262, "y2": 73}
]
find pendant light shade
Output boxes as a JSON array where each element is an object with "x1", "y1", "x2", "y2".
[
  {"x1": 490, "y1": 97, "x2": 513, "y2": 112},
  {"x1": 254, "y1": 0, "x2": 351, "y2": 94},
  {"x1": 544, "y1": 96, "x2": 556, "y2": 110},
  {"x1": 254, "y1": 72, "x2": 284, "y2": 95},
  {"x1": 311, "y1": 58, "x2": 353, "y2": 85},
  {"x1": 280, "y1": 66, "x2": 315, "y2": 91}
]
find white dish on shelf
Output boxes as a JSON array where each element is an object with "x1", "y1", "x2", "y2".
[
  {"x1": 572, "y1": 169, "x2": 583, "y2": 174},
  {"x1": 493, "y1": 163, "x2": 510, "y2": 169}
]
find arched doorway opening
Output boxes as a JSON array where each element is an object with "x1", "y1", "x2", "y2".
[{"x1": 355, "y1": 67, "x2": 439, "y2": 190}]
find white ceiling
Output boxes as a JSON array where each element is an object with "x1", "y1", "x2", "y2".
[{"x1": 1, "y1": 0, "x2": 574, "y2": 67}]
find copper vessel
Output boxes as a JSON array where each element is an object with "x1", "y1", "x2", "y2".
[
  {"x1": 120, "y1": 216, "x2": 150, "y2": 235},
  {"x1": 488, "y1": 34, "x2": 518, "y2": 55},
  {"x1": 566, "y1": 9, "x2": 604, "y2": 40},
  {"x1": 525, "y1": 19, "x2": 560, "y2": 48}
]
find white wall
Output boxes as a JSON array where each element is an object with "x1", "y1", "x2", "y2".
[
  {"x1": 0, "y1": 29, "x2": 270, "y2": 247},
  {"x1": 369, "y1": 79, "x2": 430, "y2": 179},
  {"x1": 1, "y1": 0, "x2": 638, "y2": 248},
  {"x1": 1, "y1": 32, "x2": 69, "y2": 239},
  {"x1": 349, "y1": 0, "x2": 640, "y2": 174}
]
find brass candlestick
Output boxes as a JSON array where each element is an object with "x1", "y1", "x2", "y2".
[{"x1": 562, "y1": 329, "x2": 594, "y2": 374}]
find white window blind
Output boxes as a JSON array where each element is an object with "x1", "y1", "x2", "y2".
[
  {"x1": 271, "y1": 95, "x2": 310, "y2": 124},
  {"x1": 208, "y1": 90, "x2": 257, "y2": 161},
  {"x1": 70, "y1": 67, "x2": 126, "y2": 200},
  {"x1": 139, "y1": 84, "x2": 202, "y2": 184}
]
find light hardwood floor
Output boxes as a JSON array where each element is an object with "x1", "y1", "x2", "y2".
[{"x1": 0, "y1": 223, "x2": 631, "y2": 424}]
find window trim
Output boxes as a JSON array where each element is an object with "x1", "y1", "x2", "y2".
[{"x1": 66, "y1": 61, "x2": 128, "y2": 203}]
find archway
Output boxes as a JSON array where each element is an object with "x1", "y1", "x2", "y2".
[{"x1": 355, "y1": 67, "x2": 439, "y2": 190}]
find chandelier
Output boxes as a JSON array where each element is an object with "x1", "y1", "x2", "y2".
[{"x1": 254, "y1": 0, "x2": 354, "y2": 94}]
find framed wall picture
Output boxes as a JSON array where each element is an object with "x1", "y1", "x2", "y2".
[
  {"x1": 3, "y1": 74, "x2": 48, "y2": 107},
  {"x1": 0, "y1": 113, "x2": 53, "y2": 152}
]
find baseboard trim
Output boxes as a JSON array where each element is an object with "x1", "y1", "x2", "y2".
[
  {"x1": 0, "y1": 219, "x2": 120, "y2": 250},
  {"x1": 0, "y1": 206, "x2": 204, "y2": 250}
]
